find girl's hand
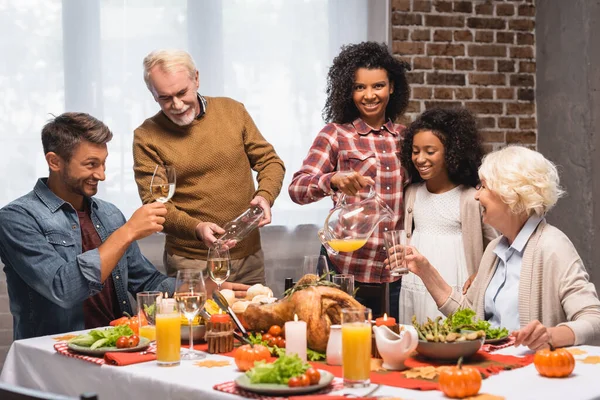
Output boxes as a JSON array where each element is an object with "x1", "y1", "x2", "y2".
[
  {"x1": 330, "y1": 171, "x2": 374, "y2": 196},
  {"x1": 512, "y1": 320, "x2": 552, "y2": 351},
  {"x1": 404, "y1": 246, "x2": 433, "y2": 277}
]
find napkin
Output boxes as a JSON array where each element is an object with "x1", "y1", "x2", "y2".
[{"x1": 104, "y1": 351, "x2": 156, "y2": 366}]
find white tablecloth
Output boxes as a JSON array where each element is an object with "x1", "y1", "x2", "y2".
[{"x1": 1, "y1": 331, "x2": 600, "y2": 400}]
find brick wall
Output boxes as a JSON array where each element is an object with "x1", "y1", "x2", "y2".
[{"x1": 391, "y1": 0, "x2": 536, "y2": 151}]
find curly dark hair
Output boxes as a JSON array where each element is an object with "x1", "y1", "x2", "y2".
[
  {"x1": 401, "y1": 107, "x2": 483, "y2": 188},
  {"x1": 322, "y1": 41, "x2": 411, "y2": 124}
]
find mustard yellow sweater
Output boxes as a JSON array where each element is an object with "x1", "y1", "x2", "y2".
[{"x1": 133, "y1": 96, "x2": 285, "y2": 260}]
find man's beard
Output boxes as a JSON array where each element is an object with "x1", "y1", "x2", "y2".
[
  {"x1": 62, "y1": 170, "x2": 97, "y2": 198},
  {"x1": 169, "y1": 105, "x2": 196, "y2": 126}
]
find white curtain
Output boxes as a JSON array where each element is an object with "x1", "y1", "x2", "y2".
[{"x1": 0, "y1": 0, "x2": 388, "y2": 228}]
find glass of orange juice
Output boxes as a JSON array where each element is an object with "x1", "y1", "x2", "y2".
[
  {"x1": 137, "y1": 291, "x2": 161, "y2": 342},
  {"x1": 341, "y1": 308, "x2": 372, "y2": 387},
  {"x1": 156, "y1": 298, "x2": 181, "y2": 366}
]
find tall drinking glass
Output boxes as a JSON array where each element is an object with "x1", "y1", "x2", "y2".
[
  {"x1": 174, "y1": 270, "x2": 207, "y2": 360},
  {"x1": 332, "y1": 274, "x2": 355, "y2": 296},
  {"x1": 207, "y1": 243, "x2": 231, "y2": 291},
  {"x1": 383, "y1": 230, "x2": 409, "y2": 276},
  {"x1": 341, "y1": 308, "x2": 372, "y2": 387},
  {"x1": 303, "y1": 255, "x2": 329, "y2": 280},
  {"x1": 156, "y1": 297, "x2": 180, "y2": 366},
  {"x1": 137, "y1": 291, "x2": 161, "y2": 342}
]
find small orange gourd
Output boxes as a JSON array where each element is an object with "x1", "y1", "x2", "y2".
[
  {"x1": 234, "y1": 344, "x2": 271, "y2": 372},
  {"x1": 439, "y1": 357, "x2": 482, "y2": 399},
  {"x1": 533, "y1": 344, "x2": 575, "y2": 378}
]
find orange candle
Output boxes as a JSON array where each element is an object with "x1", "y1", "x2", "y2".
[
  {"x1": 375, "y1": 313, "x2": 396, "y2": 327},
  {"x1": 210, "y1": 313, "x2": 231, "y2": 323}
]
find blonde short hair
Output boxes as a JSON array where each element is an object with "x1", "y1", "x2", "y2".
[
  {"x1": 143, "y1": 49, "x2": 197, "y2": 91},
  {"x1": 478, "y1": 146, "x2": 565, "y2": 217}
]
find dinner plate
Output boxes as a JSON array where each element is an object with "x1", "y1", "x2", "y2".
[
  {"x1": 68, "y1": 337, "x2": 150, "y2": 356},
  {"x1": 484, "y1": 335, "x2": 510, "y2": 344},
  {"x1": 234, "y1": 370, "x2": 334, "y2": 395}
]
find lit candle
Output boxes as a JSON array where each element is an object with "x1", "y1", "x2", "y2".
[
  {"x1": 375, "y1": 313, "x2": 396, "y2": 327},
  {"x1": 210, "y1": 311, "x2": 231, "y2": 324},
  {"x1": 285, "y1": 314, "x2": 307, "y2": 362},
  {"x1": 160, "y1": 293, "x2": 177, "y2": 314}
]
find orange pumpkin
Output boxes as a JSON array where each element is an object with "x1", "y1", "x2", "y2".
[
  {"x1": 534, "y1": 346, "x2": 575, "y2": 378},
  {"x1": 439, "y1": 357, "x2": 482, "y2": 399},
  {"x1": 234, "y1": 344, "x2": 271, "y2": 371}
]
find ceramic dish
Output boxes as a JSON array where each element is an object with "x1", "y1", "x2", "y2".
[
  {"x1": 234, "y1": 370, "x2": 334, "y2": 395},
  {"x1": 68, "y1": 337, "x2": 150, "y2": 356},
  {"x1": 484, "y1": 335, "x2": 510, "y2": 344},
  {"x1": 415, "y1": 337, "x2": 484, "y2": 361}
]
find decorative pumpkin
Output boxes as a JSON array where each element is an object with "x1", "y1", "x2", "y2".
[
  {"x1": 534, "y1": 345, "x2": 575, "y2": 378},
  {"x1": 439, "y1": 357, "x2": 482, "y2": 399},
  {"x1": 234, "y1": 344, "x2": 271, "y2": 371}
]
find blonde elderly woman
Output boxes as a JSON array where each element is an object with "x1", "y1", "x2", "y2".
[{"x1": 401, "y1": 145, "x2": 600, "y2": 350}]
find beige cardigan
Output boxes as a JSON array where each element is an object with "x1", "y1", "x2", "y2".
[
  {"x1": 439, "y1": 220, "x2": 600, "y2": 345},
  {"x1": 403, "y1": 183, "x2": 498, "y2": 277}
]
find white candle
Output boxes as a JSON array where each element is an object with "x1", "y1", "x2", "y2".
[
  {"x1": 285, "y1": 314, "x2": 307, "y2": 362},
  {"x1": 160, "y1": 298, "x2": 177, "y2": 314}
]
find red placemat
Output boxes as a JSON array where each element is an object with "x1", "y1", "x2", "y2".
[
  {"x1": 311, "y1": 351, "x2": 534, "y2": 391},
  {"x1": 213, "y1": 380, "x2": 345, "y2": 400},
  {"x1": 54, "y1": 341, "x2": 157, "y2": 366}
]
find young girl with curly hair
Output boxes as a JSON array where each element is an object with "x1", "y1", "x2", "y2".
[
  {"x1": 288, "y1": 41, "x2": 411, "y2": 319},
  {"x1": 398, "y1": 107, "x2": 497, "y2": 324}
]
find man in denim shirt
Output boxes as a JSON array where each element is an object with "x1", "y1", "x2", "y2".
[{"x1": 0, "y1": 113, "x2": 176, "y2": 340}]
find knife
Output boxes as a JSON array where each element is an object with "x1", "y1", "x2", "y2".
[{"x1": 212, "y1": 290, "x2": 249, "y2": 338}]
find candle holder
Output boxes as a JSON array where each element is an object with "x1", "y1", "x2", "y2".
[
  {"x1": 372, "y1": 323, "x2": 399, "y2": 359},
  {"x1": 206, "y1": 320, "x2": 234, "y2": 354}
]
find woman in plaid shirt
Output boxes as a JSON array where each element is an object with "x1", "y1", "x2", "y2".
[{"x1": 288, "y1": 42, "x2": 411, "y2": 319}]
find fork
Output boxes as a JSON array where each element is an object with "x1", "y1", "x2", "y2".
[{"x1": 344, "y1": 384, "x2": 382, "y2": 398}]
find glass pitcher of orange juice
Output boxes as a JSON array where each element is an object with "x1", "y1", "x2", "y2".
[{"x1": 318, "y1": 186, "x2": 394, "y2": 255}]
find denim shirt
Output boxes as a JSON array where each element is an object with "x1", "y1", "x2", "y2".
[{"x1": 0, "y1": 178, "x2": 175, "y2": 340}]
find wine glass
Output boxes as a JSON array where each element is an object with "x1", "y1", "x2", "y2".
[
  {"x1": 174, "y1": 269, "x2": 207, "y2": 360},
  {"x1": 150, "y1": 164, "x2": 176, "y2": 203},
  {"x1": 207, "y1": 243, "x2": 231, "y2": 291}
]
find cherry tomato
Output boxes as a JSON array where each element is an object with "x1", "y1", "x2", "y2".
[
  {"x1": 288, "y1": 377, "x2": 302, "y2": 388},
  {"x1": 128, "y1": 335, "x2": 140, "y2": 347},
  {"x1": 261, "y1": 333, "x2": 273, "y2": 343},
  {"x1": 297, "y1": 374, "x2": 310, "y2": 387},
  {"x1": 305, "y1": 368, "x2": 321, "y2": 385},
  {"x1": 268, "y1": 325, "x2": 282, "y2": 337},
  {"x1": 268, "y1": 336, "x2": 279, "y2": 347},
  {"x1": 274, "y1": 337, "x2": 286, "y2": 348},
  {"x1": 116, "y1": 336, "x2": 129, "y2": 349}
]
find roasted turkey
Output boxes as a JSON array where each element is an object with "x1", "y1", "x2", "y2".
[{"x1": 243, "y1": 274, "x2": 364, "y2": 352}]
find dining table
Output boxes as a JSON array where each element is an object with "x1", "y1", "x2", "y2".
[{"x1": 1, "y1": 330, "x2": 599, "y2": 400}]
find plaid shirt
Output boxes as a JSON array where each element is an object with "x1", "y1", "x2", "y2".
[{"x1": 289, "y1": 118, "x2": 409, "y2": 283}]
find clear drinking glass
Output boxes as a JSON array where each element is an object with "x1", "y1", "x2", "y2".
[
  {"x1": 174, "y1": 269, "x2": 207, "y2": 360},
  {"x1": 207, "y1": 243, "x2": 231, "y2": 291},
  {"x1": 302, "y1": 255, "x2": 329, "y2": 280},
  {"x1": 150, "y1": 164, "x2": 176, "y2": 203},
  {"x1": 341, "y1": 308, "x2": 372, "y2": 387},
  {"x1": 332, "y1": 274, "x2": 355, "y2": 296},
  {"x1": 137, "y1": 291, "x2": 162, "y2": 342},
  {"x1": 383, "y1": 230, "x2": 409, "y2": 276}
]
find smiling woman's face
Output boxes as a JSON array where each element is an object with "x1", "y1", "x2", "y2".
[
  {"x1": 352, "y1": 67, "x2": 393, "y2": 127},
  {"x1": 475, "y1": 180, "x2": 511, "y2": 229}
]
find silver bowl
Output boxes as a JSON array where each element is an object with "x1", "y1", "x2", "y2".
[
  {"x1": 415, "y1": 337, "x2": 484, "y2": 361},
  {"x1": 181, "y1": 324, "x2": 206, "y2": 343}
]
